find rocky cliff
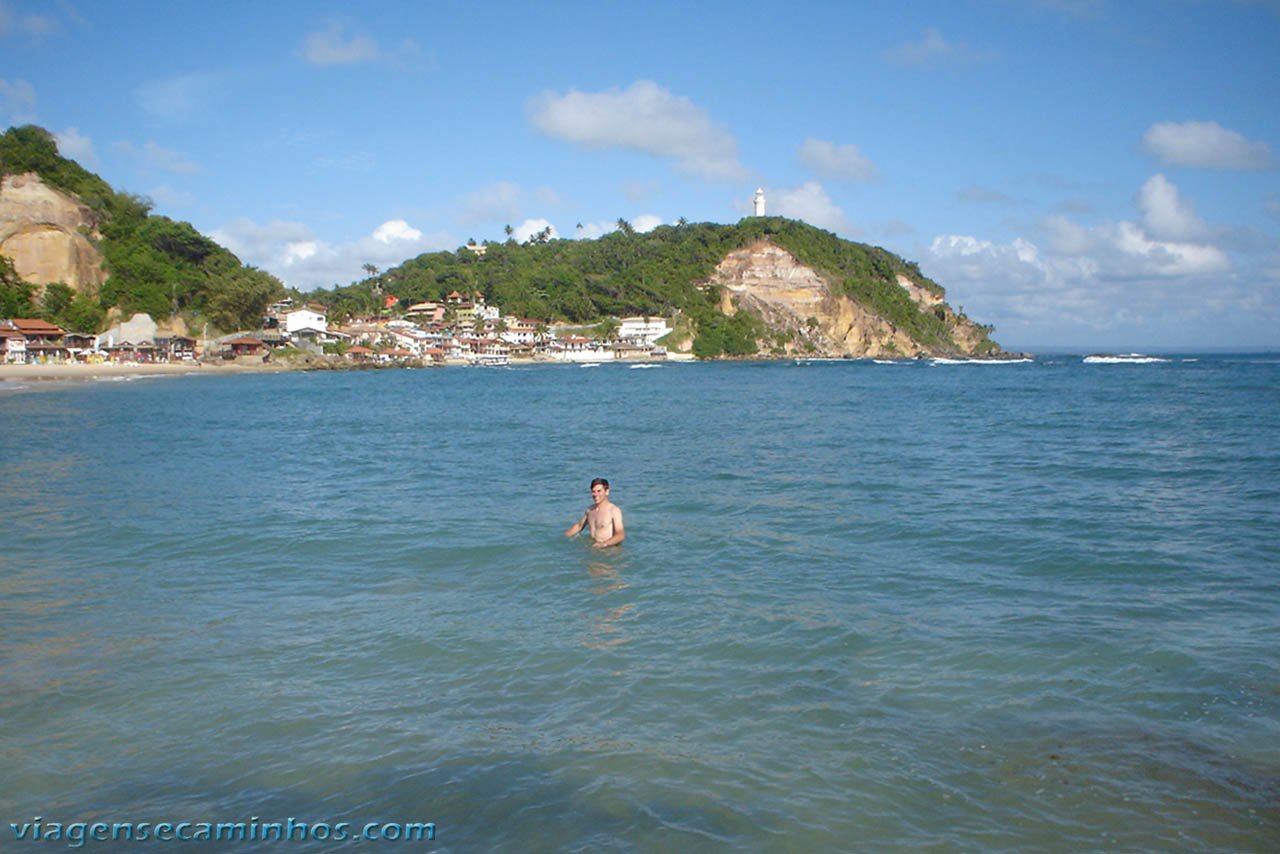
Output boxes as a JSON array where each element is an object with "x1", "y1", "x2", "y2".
[
  {"x1": 709, "y1": 240, "x2": 997, "y2": 358},
  {"x1": 0, "y1": 172, "x2": 105, "y2": 292}
]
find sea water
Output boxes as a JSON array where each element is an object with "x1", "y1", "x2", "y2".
[{"x1": 1, "y1": 356, "x2": 1277, "y2": 850}]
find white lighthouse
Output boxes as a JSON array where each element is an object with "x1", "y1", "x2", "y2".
[{"x1": 753, "y1": 187, "x2": 766, "y2": 217}]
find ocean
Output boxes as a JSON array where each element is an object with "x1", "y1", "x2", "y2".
[{"x1": 2, "y1": 355, "x2": 1278, "y2": 850}]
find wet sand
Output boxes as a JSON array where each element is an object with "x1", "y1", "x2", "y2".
[{"x1": 0, "y1": 360, "x2": 292, "y2": 383}]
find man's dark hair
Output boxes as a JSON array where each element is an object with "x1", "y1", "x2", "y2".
[{"x1": 591, "y1": 478, "x2": 609, "y2": 490}]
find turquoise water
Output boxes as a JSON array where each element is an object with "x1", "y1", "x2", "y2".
[{"x1": 2, "y1": 357, "x2": 1278, "y2": 850}]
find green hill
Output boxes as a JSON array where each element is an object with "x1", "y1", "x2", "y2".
[
  {"x1": 0, "y1": 125, "x2": 283, "y2": 334},
  {"x1": 314, "y1": 217, "x2": 1000, "y2": 357}
]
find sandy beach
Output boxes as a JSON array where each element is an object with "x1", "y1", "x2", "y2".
[{"x1": 0, "y1": 360, "x2": 293, "y2": 383}]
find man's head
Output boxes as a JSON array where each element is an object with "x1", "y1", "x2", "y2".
[{"x1": 590, "y1": 478, "x2": 610, "y2": 504}]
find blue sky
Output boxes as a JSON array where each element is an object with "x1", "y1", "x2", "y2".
[{"x1": 3, "y1": 0, "x2": 1278, "y2": 350}]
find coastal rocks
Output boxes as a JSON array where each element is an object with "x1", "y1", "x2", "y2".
[
  {"x1": 711, "y1": 240, "x2": 931, "y2": 358},
  {"x1": 0, "y1": 172, "x2": 106, "y2": 292},
  {"x1": 709, "y1": 240, "x2": 972, "y2": 358}
]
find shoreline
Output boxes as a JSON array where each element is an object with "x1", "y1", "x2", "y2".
[{"x1": 0, "y1": 361, "x2": 295, "y2": 383}]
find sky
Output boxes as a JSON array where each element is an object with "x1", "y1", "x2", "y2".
[{"x1": 2, "y1": 0, "x2": 1278, "y2": 351}]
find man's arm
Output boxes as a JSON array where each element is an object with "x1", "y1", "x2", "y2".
[
  {"x1": 591, "y1": 506, "x2": 625, "y2": 548},
  {"x1": 565, "y1": 511, "x2": 588, "y2": 538}
]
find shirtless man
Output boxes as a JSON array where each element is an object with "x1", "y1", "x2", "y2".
[{"x1": 565, "y1": 478, "x2": 625, "y2": 548}]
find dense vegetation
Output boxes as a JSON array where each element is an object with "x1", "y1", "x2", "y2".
[
  {"x1": 311, "y1": 216, "x2": 991, "y2": 356},
  {"x1": 0, "y1": 125, "x2": 283, "y2": 333},
  {"x1": 3, "y1": 124, "x2": 993, "y2": 354}
]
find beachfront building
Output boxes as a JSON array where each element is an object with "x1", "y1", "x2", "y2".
[
  {"x1": 3, "y1": 318, "x2": 68, "y2": 362},
  {"x1": 617, "y1": 316, "x2": 672, "y2": 347},
  {"x1": 0, "y1": 325, "x2": 27, "y2": 362}
]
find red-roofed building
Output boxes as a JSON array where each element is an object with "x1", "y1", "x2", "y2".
[{"x1": 3, "y1": 319, "x2": 68, "y2": 362}]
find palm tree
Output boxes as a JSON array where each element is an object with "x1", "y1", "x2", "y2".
[
  {"x1": 504, "y1": 224, "x2": 515, "y2": 243},
  {"x1": 615, "y1": 218, "x2": 635, "y2": 237}
]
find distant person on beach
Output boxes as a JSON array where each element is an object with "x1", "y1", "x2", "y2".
[{"x1": 565, "y1": 478, "x2": 625, "y2": 548}]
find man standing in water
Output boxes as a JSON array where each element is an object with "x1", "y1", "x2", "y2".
[{"x1": 565, "y1": 478, "x2": 625, "y2": 548}]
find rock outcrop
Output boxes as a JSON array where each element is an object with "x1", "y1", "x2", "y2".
[
  {"x1": 0, "y1": 172, "x2": 106, "y2": 292},
  {"x1": 709, "y1": 240, "x2": 994, "y2": 358}
]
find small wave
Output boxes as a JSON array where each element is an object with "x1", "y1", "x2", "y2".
[
  {"x1": 578, "y1": 363, "x2": 602, "y2": 368},
  {"x1": 873, "y1": 359, "x2": 909, "y2": 365},
  {"x1": 931, "y1": 357, "x2": 1033, "y2": 365},
  {"x1": 1083, "y1": 354, "x2": 1169, "y2": 364},
  {"x1": 628, "y1": 364, "x2": 662, "y2": 369}
]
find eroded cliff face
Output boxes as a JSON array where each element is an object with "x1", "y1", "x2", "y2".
[
  {"x1": 0, "y1": 172, "x2": 106, "y2": 291},
  {"x1": 708, "y1": 240, "x2": 992, "y2": 358}
]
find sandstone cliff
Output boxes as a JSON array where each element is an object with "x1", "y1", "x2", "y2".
[
  {"x1": 708, "y1": 240, "x2": 996, "y2": 358},
  {"x1": 0, "y1": 172, "x2": 106, "y2": 292}
]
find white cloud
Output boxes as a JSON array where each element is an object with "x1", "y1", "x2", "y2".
[
  {"x1": 1136, "y1": 174, "x2": 1207, "y2": 241},
  {"x1": 372, "y1": 219, "x2": 423, "y2": 244},
  {"x1": 54, "y1": 126, "x2": 97, "y2": 168},
  {"x1": 0, "y1": 77, "x2": 36, "y2": 124},
  {"x1": 883, "y1": 28, "x2": 999, "y2": 69},
  {"x1": 528, "y1": 80, "x2": 747, "y2": 181},
  {"x1": 923, "y1": 176, "x2": 1248, "y2": 345},
  {"x1": 114, "y1": 140, "x2": 201, "y2": 175},
  {"x1": 299, "y1": 22, "x2": 381, "y2": 66},
  {"x1": 211, "y1": 217, "x2": 454, "y2": 289},
  {"x1": 513, "y1": 218, "x2": 558, "y2": 243},
  {"x1": 768, "y1": 182, "x2": 852, "y2": 234},
  {"x1": 1142, "y1": 120, "x2": 1275, "y2": 170},
  {"x1": 633, "y1": 214, "x2": 665, "y2": 233},
  {"x1": 798, "y1": 138, "x2": 878, "y2": 182}
]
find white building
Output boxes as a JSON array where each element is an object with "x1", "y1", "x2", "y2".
[
  {"x1": 617, "y1": 316, "x2": 672, "y2": 347},
  {"x1": 284, "y1": 307, "x2": 327, "y2": 336},
  {"x1": 753, "y1": 188, "x2": 766, "y2": 216}
]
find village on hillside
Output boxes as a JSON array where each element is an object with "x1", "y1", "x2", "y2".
[{"x1": 0, "y1": 290, "x2": 684, "y2": 367}]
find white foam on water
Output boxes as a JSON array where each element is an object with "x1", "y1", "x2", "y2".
[
  {"x1": 628, "y1": 364, "x2": 662, "y2": 369},
  {"x1": 931, "y1": 357, "x2": 1033, "y2": 365},
  {"x1": 1083, "y1": 354, "x2": 1169, "y2": 364}
]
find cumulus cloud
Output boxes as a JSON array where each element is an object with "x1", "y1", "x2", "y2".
[
  {"x1": 570, "y1": 216, "x2": 663, "y2": 239},
  {"x1": 0, "y1": 77, "x2": 36, "y2": 124},
  {"x1": 798, "y1": 138, "x2": 878, "y2": 182},
  {"x1": 1136, "y1": 174, "x2": 1208, "y2": 241},
  {"x1": 513, "y1": 218, "x2": 558, "y2": 243},
  {"x1": 114, "y1": 140, "x2": 201, "y2": 174},
  {"x1": 883, "y1": 28, "x2": 999, "y2": 69},
  {"x1": 768, "y1": 182, "x2": 853, "y2": 234},
  {"x1": 528, "y1": 80, "x2": 747, "y2": 181},
  {"x1": 923, "y1": 176, "x2": 1249, "y2": 344},
  {"x1": 372, "y1": 219, "x2": 423, "y2": 244},
  {"x1": 211, "y1": 217, "x2": 454, "y2": 289},
  {"x1": 54, "y1": 126, "x2": 97, "y2": 167},
  {"x1": 299, "y1": 22, "x2": 381, "y2": 66},
  {"x1": 1142, "y1": 120, "x2": 1275, "y2": 170}
]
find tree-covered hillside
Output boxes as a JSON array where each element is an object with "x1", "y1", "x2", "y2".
[
  {"x1": 311, "y1": 216, "x2": 994, "y2": 356},
  {"x1": 0, "y1": 125, "x2": 283, "y2": 333}
]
